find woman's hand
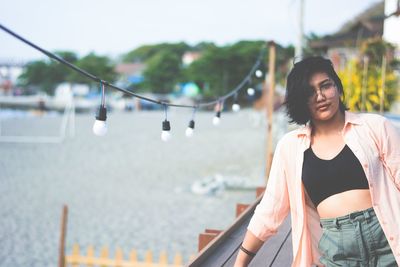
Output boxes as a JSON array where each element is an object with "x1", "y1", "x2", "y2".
[{"x1": 233, "y1": 231, "x2": 264, "y2": 267}]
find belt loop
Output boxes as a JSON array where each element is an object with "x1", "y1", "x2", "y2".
[
  {"x1": 334, "y1": 218, "x2": 340, "y2": 229},
  {"x1": 363, "y1": 209, "x2": 371, "y2": 223}
]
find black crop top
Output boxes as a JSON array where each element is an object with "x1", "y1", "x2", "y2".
[{"x1": 302, "y1": 144, "x2": 369, "y2": 207}]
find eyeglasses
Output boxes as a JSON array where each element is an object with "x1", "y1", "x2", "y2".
[{"x1": 308, "y1": 80, "x2": 337, "y2": 102}]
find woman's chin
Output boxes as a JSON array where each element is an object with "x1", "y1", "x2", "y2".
[{"x1": 313, "y1": 110, "x2": 336, "y2": 121}]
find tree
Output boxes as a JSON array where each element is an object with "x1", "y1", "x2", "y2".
[
  {"x1": 142, "y1": 50, "x2": 182, "y2": 94},
  {"x1": 67, "y1": 52, "x2": 117, "y2": 85},
  {"x1": 122, "y1": 42, "x2": 189, "y2": 63},
  {"x1": 184, "y1": 41, "x2": 294, "y2": 100},
  {"x1": 18, "y1": 51, "x2": 78, "y2": 95}
]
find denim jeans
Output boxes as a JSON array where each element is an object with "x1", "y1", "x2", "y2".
[{"x1": 318, "y1": 207, "x2": 397, "y2": 267}]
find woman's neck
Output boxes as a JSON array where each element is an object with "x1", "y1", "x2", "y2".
[{"x1": 311, "y1": 111, "x2": 345, "y2": 137}]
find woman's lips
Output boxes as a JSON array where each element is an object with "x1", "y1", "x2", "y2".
[{"x1": 316, "y1": 104, "x2": 329, "y2": 111}]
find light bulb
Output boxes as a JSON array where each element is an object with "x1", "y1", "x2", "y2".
[
  {"x1": 161, "y1": 120, "x2": 171, "y2": 142},
  {"x1": 255, "y1": 70, "x2": 263, "y2": 78},
  {"x1": 161, "y1": 130, "x2": 171, "y2": 141},
  {"x1": 186, "y1": 120, "x2": 195, "y2": 137},
  {"x1": 212, "y1": 116, "x2": 220, "y2": 125},
  {"x1": 247, "y1": 87, "x2": 255, "y2": 96},
  {"x1": 93, "y1": 105, "x2": 107, "y2": 136},
  {"x1": 92, "y1": 120, "x2": 107, "y2": 136},
  {"x1": 213, "y1": 111, "x2": 221, "y2": 126},
  {"x1": 232, "y1": 103, "x2": 240, "y2": 112},
  {"x1": 185, "y1": 127, "x2": 194, "y2": 137}
]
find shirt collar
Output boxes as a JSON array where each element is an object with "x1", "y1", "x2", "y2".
[{"x1": 296, "y1": 111, "x2": 362, "y2": 138}]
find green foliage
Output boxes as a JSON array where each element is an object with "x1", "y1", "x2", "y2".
[
  {"x1": 123, "y1": 43, "x2": 190, "y2": 93},
  {"x1": 18, "y1": 41, "x2": 295, "y2": 99},
  {"x1": 183, "y1": 41, "x2": 294, "y2": 99},
  {"x1": 338, "y1": 40, "x2": 399, "y2": 112},
  {"x1": 142, "y1": 50, "x2": 182, "y2": 94},
  {"x1": 67, "y1": 53, "x2": 117, "y2": 85},
  {"x1": 18, "y1": 51, "x2": 78, "y2": 95},
  {"x1": 18, "y1": 51, "x2": 116, "y2": 95},
  {"x1": 122, "y1": 42, "x2": 190, "y2": 63}
]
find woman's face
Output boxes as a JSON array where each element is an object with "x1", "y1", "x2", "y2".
[{"x1": 307, "y1": 72, "x2": 341, "y2": 122}]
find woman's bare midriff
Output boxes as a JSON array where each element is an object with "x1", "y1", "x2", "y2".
[{"x1": 317, "y1": 189, "x2": 373, "y2": 219}]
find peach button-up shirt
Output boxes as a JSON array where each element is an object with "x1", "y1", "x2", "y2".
[{"x1": 248, "y1": 111, "x2": 400, "y2": 266}]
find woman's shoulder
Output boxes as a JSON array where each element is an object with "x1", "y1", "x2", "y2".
[
  {"x1": 277, "y1": 126, "x2": 307, "y2": 148},
  {"x1": 351, "y1": 111, "x2": 388, "y2": 127}
]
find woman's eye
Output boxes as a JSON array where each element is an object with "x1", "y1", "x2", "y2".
[{"x1": 321, "y1": 82, "x2": 333, "y2": 90}]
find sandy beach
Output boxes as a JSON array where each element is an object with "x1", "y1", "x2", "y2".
[{"x1": 0, "y1": 108, "x2": 288, "y2": 266}]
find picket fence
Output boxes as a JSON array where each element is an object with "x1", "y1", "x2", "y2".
[{"x1": 65, "y1": 244, "x2": 186, "y2": 267}]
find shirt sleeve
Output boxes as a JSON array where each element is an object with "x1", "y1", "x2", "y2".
[
  {"x1": 247, "y1": 138, "x2": 290, "y2": 241},
  {"x1": 379, "y1": 117, "x2": 400, "y2": 189}
]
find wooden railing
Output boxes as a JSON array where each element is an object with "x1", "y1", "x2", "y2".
[{"x1": 65, "y1": 244, "x2": 186, "y2": 267}]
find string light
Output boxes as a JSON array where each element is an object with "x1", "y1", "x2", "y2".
[
  {"x1": 185, "y1": 107, "x2": 197, "y2": 137},
  {"x1": 161, "y1": 105, "x2": 171, "y2": 142},
  {"x1": 247, "y1": 87, "x2": 255, "y2": 96},
  {"x1": 0, "y1": 24, "x2": 268, "y2": 140},
  {"x1": 92, "y1": 81, "x2": 108, "y2": 136},
  {"x1": 186, "y1": 120, "x2": 195, "y2": 137},
  {"x1": 255, "y1": 69, "x2": 263, "y2": 78},
  {"x1": 213, "y1": 101, "x2": 223, "y2": 126},
  {"x1": 232, "y1": 93, "x2": 240, "y2": 112}
]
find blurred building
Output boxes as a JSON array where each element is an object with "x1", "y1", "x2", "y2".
[
  {"x1": 310, "y1": 1, "x2": 386, "y2": 69},
  {"x1": 0, "y1": 59, "x2": 25, "y2": 95},
  {"x1": 182, "y1": 51, "x2": 202, "y2": 67},
  {"x1": 114, "y1": 62, "x2": 145, "y2": 87}
]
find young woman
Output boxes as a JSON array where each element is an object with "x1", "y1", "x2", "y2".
[{"x1": 234, "y1": 57, "x2": 400, "y2": 266}]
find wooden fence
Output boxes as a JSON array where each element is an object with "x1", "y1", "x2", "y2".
[{"x1": 65, "y1": 244, "x2": 186, "y2": 267}]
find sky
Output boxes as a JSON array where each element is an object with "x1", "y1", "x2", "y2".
[{"x1": 0, "y1": 0, "x2": 381, "y2": 61}]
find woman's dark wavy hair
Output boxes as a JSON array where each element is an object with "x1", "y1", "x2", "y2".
[{"x1": 284, "y1": 56, "x2": 347, "y2": 125}]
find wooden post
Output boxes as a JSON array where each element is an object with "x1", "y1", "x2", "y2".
[
  {"x1": 380, "y1": 56, "x2": 387, "y2": 114},
  {"x1": 58, "y1": 205, "x2": 68, "y2": 267},
  {"x1": 256, "y1": 186, "x2": 266, "y2": 198},
  {"x1": 265, "y1": 41, "x2": 276, "y2": 183},
  {"x1": 129, "y1": 249, "x2": 138, "y2": 262},
  {"x1": 236, "y1": 203, "x2": 250, "y2": 217}
]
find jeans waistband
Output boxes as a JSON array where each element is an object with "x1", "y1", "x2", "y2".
[{"x1": 320, "y1": 207, "x2": 375, "y2": 228}]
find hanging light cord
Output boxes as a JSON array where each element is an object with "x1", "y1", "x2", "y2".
[
  {"x1": 163, "y1": 104, "x2": 168, "y2": 120},
  {"x1": 0, "y1": 23, "x2": 265, "y2": 109},
  {"x1": 191, "y1": 106, "x2": 198, "y2": 120},
  {"x1": 100, "y1": 81, "x2": 106, "y2": 107}
]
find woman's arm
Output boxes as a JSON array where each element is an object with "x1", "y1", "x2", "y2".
[
  {"x1": 380, "y1": 118, "x2": 400, "y2": 189},
  {"x1": 234, "y1": 231, "x2": 264, "y2": 267},
  {"x1": 234, "y1": 138, "x2": 290, "y2": 266}
]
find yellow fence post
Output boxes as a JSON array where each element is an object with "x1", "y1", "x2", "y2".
[
  {"x1": 145, "y1": 250, "x2": 153, "y2": 263},
  {"x1": 86, "y1": 245, "x2": 95, "y2": 267},
  {"x1": 174, "y1": 252, "x2": 183, "y2": 266},
  {"x1": 115, "y1": 247, "x2": 124, "y2": 267},
  {"x1": 99, "y1": 246, "x2": 109, "y2": 267},
  {"x1": 71, "y1": 244, "x2": 80, "y2": 267},
  {"x1": 129, "y1": 249, "x2": 138, "y2": 264},
  {"x1": 159, "y1": 250, "x2": 168, "y2": 264}
]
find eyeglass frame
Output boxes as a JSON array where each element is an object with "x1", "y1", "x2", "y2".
[{"x1": 307, "y1": 78, "x2": 338, "y2": 102}]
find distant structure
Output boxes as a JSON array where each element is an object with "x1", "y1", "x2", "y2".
[
  {"x1": 114, "y1": 62, "x2": 145, "y2": 87},
  {"x1": 0, "y1": 58, "x2": 27, "y2": 95},
  {"x1": 182, "y1": 51, "x2": 202, "y2": 66},
  {"x1": 309, "y1": 1, "x2": 386, "y2": 69}
]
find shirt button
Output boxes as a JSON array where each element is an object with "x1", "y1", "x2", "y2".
[
  {"x1": 389, "y1": 237, "x2": 394, "y2": 241},
  {"x1": 363, "y1": 163, "x2": 368, "y2": 168},
  {"x1": 369, "y1": 183, "x2": 373, "y2": 188}
]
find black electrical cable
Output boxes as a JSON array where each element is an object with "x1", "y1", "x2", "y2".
[{"x1": 0, "y1": 23, "x2": 266, "y2": 109}]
